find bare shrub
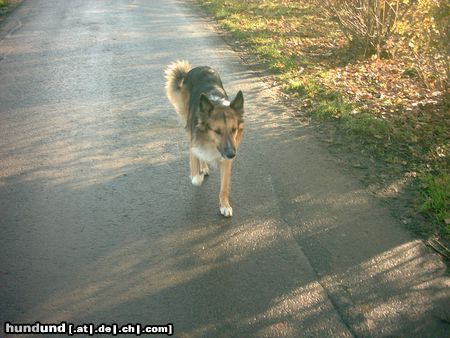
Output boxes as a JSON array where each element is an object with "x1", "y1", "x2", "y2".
[
  {"x1": 311, "y1": 0, "x2": 413, "y2": 57},
  {"x1": 312, "y1": 0, "x2": 448, "y2": 91},
  {"x1": 393, "y1": 0, "x2": 449, "y2": 91}
]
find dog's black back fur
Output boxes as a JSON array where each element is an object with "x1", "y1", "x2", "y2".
[{"x1": 183, "y1": 67, "x2": 228, "y2": 133}]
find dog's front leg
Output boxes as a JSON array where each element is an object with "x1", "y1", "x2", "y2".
[
  {"x1": 219, "y1": 159, "x2": 233, "y2": 217},
  {"x1": 190, "y1": 150, "x2": 204, "y2": 186},
  {"x1": 200, "y1": 160, "x2": 210, "y2": 176}
]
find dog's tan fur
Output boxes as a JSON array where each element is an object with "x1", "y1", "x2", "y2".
[
  {"x1": 165, "y1": 60, "x2": 191, "y2": 122},
  {"x1": 165, "y1": 60, "x2": 244, "y2": 217}
]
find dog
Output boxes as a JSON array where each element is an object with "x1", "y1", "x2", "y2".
[{"x1": 164, "y1": 60, "x2": 244, "y2": 217}]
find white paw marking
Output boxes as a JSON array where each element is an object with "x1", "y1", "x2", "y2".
[
  {"x1": 220, "y1": 206, "x2": 233, "y2": 217},
  {"x1": 191, "y1": 174, "x2": 204, "y2": 186}
]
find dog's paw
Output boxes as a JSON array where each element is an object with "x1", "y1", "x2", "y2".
[
  {"x1": 191, "y1": 174, "x2": 204, "y2": 186},
  {"x1": 200, "y1": 166, "x2": 210, "y2": 176},
  {"x1": 200, "y1": 161, "x2": 210, "y2": 176},
  {"x1": 220, "y1": 206, "x2": 233, "y2": 217}
]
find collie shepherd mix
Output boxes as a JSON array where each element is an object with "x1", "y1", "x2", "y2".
[{"x1": 165, "y1": 60, "x2": 244, "y2": 217}]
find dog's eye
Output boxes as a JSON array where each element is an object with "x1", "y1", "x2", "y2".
[{"x1": 214, "y1": 129, "x2": 222, "y2": 135}]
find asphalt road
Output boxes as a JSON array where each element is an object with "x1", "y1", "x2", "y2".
[{"x1": 0, "y1": 1, "x2": 448, "y2": 337}]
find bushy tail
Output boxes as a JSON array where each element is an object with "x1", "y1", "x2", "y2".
[{"x1": 164, "y1": 60, "x2": 191, "y2": 121}]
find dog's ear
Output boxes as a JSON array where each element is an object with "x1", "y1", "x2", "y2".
[
  {"x1": 199, "y1": 93, "x2": 214, "y2": 116},
  {"x1": 230, "y1": 90, "x2": 244, "y2": 114}
]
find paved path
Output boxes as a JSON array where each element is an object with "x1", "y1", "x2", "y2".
[{"x1": 0, "y1": 1, "x2": 448, "y2": 337}]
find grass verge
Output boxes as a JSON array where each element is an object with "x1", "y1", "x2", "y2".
[
  {"x1": 196, "y1": 0, "x2": 449, "y2": 244},
  {"x1": 420, "y1": 172, "x2": 450, "y2": 238}
]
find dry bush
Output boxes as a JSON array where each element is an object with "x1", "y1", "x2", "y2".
[
  {"x1": 312, "y1": 0, "x2": 448, "y2": 91},
  {"x1": 393, "y1": 0, "x2": 449, "y2": 91},
  {"x1": 310, "y1": 0, "x2": 413, "y2": 57}
]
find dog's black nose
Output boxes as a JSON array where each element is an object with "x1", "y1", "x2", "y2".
[{"x1": 225, "y1": 150, "x2": 236, "y2": 159}]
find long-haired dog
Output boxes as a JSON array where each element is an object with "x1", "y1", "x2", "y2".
[{"x1": 165, "y1": 60, "x2": 244, "y2": 217}]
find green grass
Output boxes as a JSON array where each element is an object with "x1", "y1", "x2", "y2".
[
  {"x1": 343, "y1": 113, "x2": 389, "y2": 138},
  {"x1": 285, "y1": 79, "x2": 355, "y2": 119},
  {"x1": 0, "y1": 0, "x2": 8, "y2": 7},
  {"x1": 420, "y1": 172, "x2": 450, "y2": 235}
]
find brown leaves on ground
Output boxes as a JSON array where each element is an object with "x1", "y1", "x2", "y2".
[{"x1": 323, "y1": 58, "x2": 446, "y2": 119}]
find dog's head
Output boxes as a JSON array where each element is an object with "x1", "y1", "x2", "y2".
[{"x1": 198, "y1": 91, "x2": 244, "y2": 160}]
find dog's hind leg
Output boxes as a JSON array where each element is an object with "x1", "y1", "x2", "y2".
[
  {"x1": 190, "y1": 150, "x2": 204, "y2": 186},
  {"x1": 219, "y1": 160, "x2": 233, "y2": 217}
]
